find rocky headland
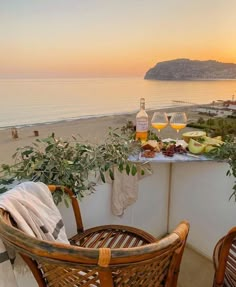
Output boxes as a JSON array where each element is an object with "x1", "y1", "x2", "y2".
[{"x1": 144, "y1": 58, "x2": 236, "y2": 80}]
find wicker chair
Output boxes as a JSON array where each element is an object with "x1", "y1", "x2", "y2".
[
  {"x1": 0, "y1": 185, "x2": 189, "y2": 287},
  {"x1": 213, "y1": 227, "x2": 236, "y2": 287}
]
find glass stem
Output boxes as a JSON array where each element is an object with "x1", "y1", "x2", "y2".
[{"x1": 176, "y1": 130, "x2": 179, "y2": 140}]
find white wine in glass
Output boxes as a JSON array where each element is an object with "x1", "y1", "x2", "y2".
[
  {"x1": 151, "y1": 112, "x2": 168, "y2": 138},
  {"x1": 170, "y1": 112, "x2": 187, "y2": 140}
]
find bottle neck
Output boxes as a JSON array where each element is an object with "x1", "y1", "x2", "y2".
[{"x1": 140, "y1": 98, "x2": 145, "y2": 110}]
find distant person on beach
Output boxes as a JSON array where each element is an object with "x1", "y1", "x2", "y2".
[{"x1": 11, "y1": 128, "x2": 18, "y2": 139}]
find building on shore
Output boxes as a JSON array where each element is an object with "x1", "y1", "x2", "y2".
[{"x1": 193, "y1": 100, "x2": 236, "y2": 117}]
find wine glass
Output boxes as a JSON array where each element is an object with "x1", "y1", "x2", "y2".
[
  {"x1": 151, "y1": 112, "x2": 168, "y2": 138},
  {"x1": 170, "y1": 112, "x2": 187, "y2": 140}
]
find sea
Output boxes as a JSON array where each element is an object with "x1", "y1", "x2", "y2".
[{"x1": 0, "y1": 77, "x2": 235, "y2": 130}]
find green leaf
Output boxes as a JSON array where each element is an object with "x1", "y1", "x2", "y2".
[
  {"x1": 118, "y1": 163, "x2": 124, "y2": 172},
  {"x1": 104, "y1": 163, "x2": 110, "y2": 171},
  {"x1": 100, "y1": 171, "x2": 105, "y2": 183},
  {"x1": 22, "y1": 149, "x2": 33, "y2": 156},
  {"x1": 126, "y1": 164, "x2": 130, "y2": 175},
  {"x1": 109, "y1": 169, "x2": 114, "y2": 180},
  {"x1": 0, "y1": 178, "x2": 14, "y2": 185},
  {"x1": 63, "y1": 196, "x2": 71, "y2": 208},
  {"x1": 0, "y1": 187, "x2": 8, "y2": 193},
  {"x1": 45, "y1": 144, "x2": 54, "y2": 152},
  {"x1": 131, "y1": 165, "x2": 137, "y2": 176}
]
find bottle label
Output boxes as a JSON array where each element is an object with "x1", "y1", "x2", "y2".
[{"x1": 136, "y1": 118, "x2": 148, "y2": 131}]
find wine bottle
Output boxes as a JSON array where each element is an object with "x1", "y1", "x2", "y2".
[{"x1": 135, "y1": 98, "x2": 148, "y2": 142}]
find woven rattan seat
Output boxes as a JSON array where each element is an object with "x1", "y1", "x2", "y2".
[
  {"x1": 0, "y1": 185, "x2": 189, "y2": 287},
  {"x1": 213, "y1": 227, "x2": 236, "y2": 287},
  {"x1": 70, "y1": 224, "x2": 156, "y2": 248}
]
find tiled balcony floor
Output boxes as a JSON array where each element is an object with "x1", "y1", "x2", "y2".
[{"x1": 178, "y1": 246, "x2": 214, "y2": 287}]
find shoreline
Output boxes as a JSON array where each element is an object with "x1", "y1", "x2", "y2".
[
  {"x1": 0, "y1": 105, "x2": 202, "y2": 165},
  {"x1": 0, "y1": 103, "x2": 200, "y2": 131},
  {"x1": 0, "y1": 104, "x2": 203, "y2": 132}
]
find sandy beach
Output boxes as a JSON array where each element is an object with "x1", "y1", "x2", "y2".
[{"x1": 0, "y1": 106, "x2": 201, "y2": 165}]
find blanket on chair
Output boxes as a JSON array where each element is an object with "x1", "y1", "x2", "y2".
[{"x1": 0, "y1": 181, "x2": 69, "y2": 287}]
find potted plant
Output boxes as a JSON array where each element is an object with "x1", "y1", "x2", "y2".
[
  {"x1": 205, "y1": 135, "x2": 236, "y2": 200},
  {"x1": 0, "y1": 126, "x2": 150, "y2": 206}
]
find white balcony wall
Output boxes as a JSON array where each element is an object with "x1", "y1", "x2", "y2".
[{"x1": 169, "y1": 161, "x2": 236, "y2": 258}]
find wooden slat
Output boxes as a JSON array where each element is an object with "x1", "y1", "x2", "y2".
[
  {"x1": 107, "y1": 231, "x2": 122, "y2": 248},
  {"x1": 114, "y1": 233, "x2": 129, "y2": 248},
  {"x1": 97, "y1": 231, "x2": 115, "y2": 248},
  {"x1": 88, "y1": 231, "x2": 108, "y2": 248}
]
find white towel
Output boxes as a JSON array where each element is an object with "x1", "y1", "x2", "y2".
[
  {"x1": 0, "y1": 182, "x2": 69, "y2": 243},
  {"x1": 111, "y1": 165, "x2": 152, "y2": 216},
  {"x1": 0, "y1": 181, "x2": 69, "y2": 287}
]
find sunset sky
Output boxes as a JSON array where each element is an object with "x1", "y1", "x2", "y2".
[{"x1": 1, "y1": 0, "x2": 236, "y2": 78}]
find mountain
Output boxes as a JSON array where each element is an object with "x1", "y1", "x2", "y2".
[{"x1": 144, "y1": 59, "x2": 236, "y2": 80}]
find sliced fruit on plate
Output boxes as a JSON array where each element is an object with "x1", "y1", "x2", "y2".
[
  {"x1": 201, "y1": 135, "x2": 224, "y2": 146},
  {"x1": 182, "y1": 131, "x2": 207, "y2": 143},
  {"x1": 213, "y1": 136, "x2": 222, "y2": 141},
  {"x1": 202, "y1": 136, "x2": 224, "y2": 154},
  {"x1": 188, "y1": 138, "x2": 206, "y2": 154},
  {"x1": 204, "y1": 145, "x2": 217, "y2": 153}
]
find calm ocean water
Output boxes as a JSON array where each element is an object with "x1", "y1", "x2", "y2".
[{"x1": 0, "y1": 77, "x2": 235, "y2": 130}]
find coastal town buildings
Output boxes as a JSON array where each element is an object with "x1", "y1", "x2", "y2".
[{"x1": 194, "y1": 100, "x2": 236, "y2": 117}]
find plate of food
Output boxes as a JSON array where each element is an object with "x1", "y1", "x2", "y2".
[{"x1": 138, "y1": 138, "x2": 212, "y2": 162}]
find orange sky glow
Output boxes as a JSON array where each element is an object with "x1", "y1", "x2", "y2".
[{"x1": 1, "y1": 0, "x2": 236, "y2": 78}]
